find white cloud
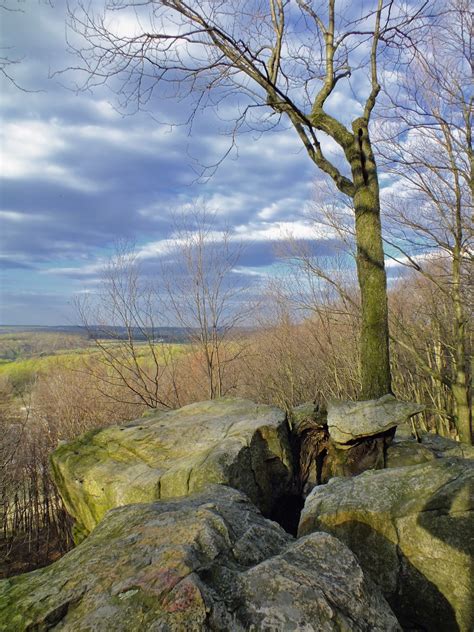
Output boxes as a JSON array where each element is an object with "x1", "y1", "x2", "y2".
[
  {"x1": 91, "y1": 100, "x2": 121, "y2": 120},
  {"x1": 2, "y1": 120, "x2": 66, "y2": 175},
  {"x1": 384, "y1": 250, "x2": 441, "y2": 270},
  {"x1": 258, "y1": 203, "x2": 280, "y2": 221},
  {"x1": 232, "y1": 266, "x2": 269, "y2": 278},
  {"x1": 42, "y1": 260, "x2": 105, "y2": 277},
  {"x1": 76, "y1": 124, "x2": 129, "y2": 145},
  {"x1": 0, "y1": 210, "x2": 47, "y2": 223},
  {"x1": 136, "y1": 238, "x2": 180, "y2": 259},
  {"x1": 135, "y1": 218, "x2": 336, "y2": 261},
  {"x1": 234, "y1": 220, "x2": 335, "y2": 242},
  {"x1": 1, "y1": 120, "x2": 100, "y2": 192}
]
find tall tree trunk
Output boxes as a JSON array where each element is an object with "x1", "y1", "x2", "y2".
[
  {"x1": 452, "y1": 226, "x2": 472, "y2": 444},
  {"x1": 351, "y1": 122, "x2": 391, "y2": 399},
  {"x1": 449, "y1": 124, "x2": 472, "y2": 444},
  {"x1": 452, "y1": 382, "x2": 472, "y2": 444}
]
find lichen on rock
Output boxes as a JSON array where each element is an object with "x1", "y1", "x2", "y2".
[
  {"x1": 299, "y1": 457, "x2": 474, "y2": 632},
  {"x1": 327, "y1": 394, "x2": 424, "y2": 445},
  {"x1": 0, "y1": 486, "x2": 400, "y2": 631},
  {"x1": 50, "y1": 398, "x2": 294, "y2": 539}
]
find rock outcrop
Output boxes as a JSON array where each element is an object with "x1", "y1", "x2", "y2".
[
  {"x1": 7, "y1": 395, "x2": 472, "y2": 631},
  {"x1": 50, "y1": 398, "x2": 294, "y2": 540},
  {"x1": 385, "y1": 439, "x2": 436, "y2": 467},
  {"x1": 386, "y1": 427, "x2": 474, "y2": 468},
  {"x1": 327, "y1": 394, "x2": 424, "y2": 446},
  {"x1": 293, "y1": 396, "x2": 426, "y2": 490},
  {"x1": 0, "y1": 486, "x2": 401, "y2": 632},
  {"x1": 299, "y1": 457, "x2": 474, "y2": 632}
]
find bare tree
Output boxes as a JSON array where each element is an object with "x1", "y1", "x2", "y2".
[
  {"x1": 163, "y1": 209, "x2": 248, "y2": 399},
  {"x1": 67, "y1": 0, "x2": 431, "y2": 400},
  {"x1": 388, "y1": 265, "x2": 464, "y2": 438},
  {"x1": 244, "y1": 281, "x2": 360, "y2": 412},
  {"x1": 76, "y1": 243, "x2": 179, "y2": 409},
  {"x1": 379, "y1": 0, "x2": 473, "y2": 443}
]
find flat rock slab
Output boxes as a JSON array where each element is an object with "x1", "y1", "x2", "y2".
[
  {"x1": 0, "y1": 486, "x2": 400, "y2": 631},
  {"x1": 327, "y1": 394, "x2": 424, "y2": 445},
  {"x1": 51, "y1": 398, "x2": 294, "y2": 538},
  {"x1": 299, "y1": 458, "x2": 474, "y2": 632}
]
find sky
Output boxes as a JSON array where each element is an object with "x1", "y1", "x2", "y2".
[{"x1": 0, "y1": 0, "x2": 410, "y2": 326}]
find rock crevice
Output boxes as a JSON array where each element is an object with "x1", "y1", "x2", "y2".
[{"x1": 0, "y1": 486, "x2": 400, "y2": 632}]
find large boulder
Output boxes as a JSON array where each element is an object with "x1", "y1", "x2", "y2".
[
  {"x1": 0, "y1": 486, "x2": 400, "y2": 631},
  {"x1": 412, "y1": 431, "x2": 474, "y2": 459},
  {"x1": 299, "y1": 458, "x2": 474, "y2": 632},
  {"x1": 327, "y1": 394, "x2": 424, "y2": 446},
  {"x1": 385, "y1": 439, "x2": 437, "y2": 468},
  {"x1": 291, "y1": 398, "x2": 429, "y2": 490},
  {"x1": 386, "y1": 428, "x2": 474, "y2": 468},
  {"x1": 51, "y1": 398, "x2": 294, "y2": 539}
]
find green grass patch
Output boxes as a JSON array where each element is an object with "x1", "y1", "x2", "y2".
[
  {"x1": 0, "y1": 354, "x2": 85, "y2": 392},
  {"x1": 0, "y1": 343, "x2": 190, "y2": 393}
]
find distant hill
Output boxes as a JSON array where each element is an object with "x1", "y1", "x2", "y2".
[
  {"x1": 0, "y1": 325, "x2": 190, "y2": 341},
  {"x1": 0, "y1": 325, "x2": 88, "y2": 335}
]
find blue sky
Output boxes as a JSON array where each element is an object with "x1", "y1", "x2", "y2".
[{"x1": 0, "y1": 1, "x2": 412, "y2": 326}]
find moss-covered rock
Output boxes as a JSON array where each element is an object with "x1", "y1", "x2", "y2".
[
  {"x1": 327, "y1": 394, "x2": 424, "y2": 445},
  {"x1": 50, "y1": 398, "x2": 294, "y2": 538},
  {"x1": 386, "y1": 429, "x2": 474, "y2": 468},
  {"x1": 0, "y1": 486, "x2": 400, "y2": 631},
  {"x1": 290, "y1": 402, "x2": 324, "y2": 433},
  {"x1": 299, "y1": 458, "x2": 474, "y2": 632}
]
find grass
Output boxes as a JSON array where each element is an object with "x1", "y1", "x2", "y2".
[{"x1": 0, "y1": 337, "x2": 189, "y2": 392}]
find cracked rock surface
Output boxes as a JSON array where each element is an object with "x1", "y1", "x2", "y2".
[
  {"x1": 0, "y1": 486, "x2": 400, "y2": 632},
  {"x1": 50, "y1": 398, "x2": 294, "y2": 539},
  {"x1": 327, "y1": 394, "x2": 424, "y2": 445},
  {"x1": 299, "y1": 457, "x2": 474, "y2": 632}
]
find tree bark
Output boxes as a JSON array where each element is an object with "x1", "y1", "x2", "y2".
[
  {"x1": 450, "y1": 126, "x2": 472, "y2": 444},
  {"x1": 452, "y1": 243, "x2": 472, "y2": 444},
  {"x1": 452, "y1": 383, "x2": 472, "y2": 444},
  {"x1": 350, "y1": 122, "x2": 391, "y2": 399}
]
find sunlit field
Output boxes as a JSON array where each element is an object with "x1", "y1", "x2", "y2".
[{"x1": 0, "y1": 332, "x2": 188, "y2": 393}]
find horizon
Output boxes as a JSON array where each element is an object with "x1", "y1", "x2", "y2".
[{"x1": 0, "y1": 1, "x2": 422, "y2": 326}]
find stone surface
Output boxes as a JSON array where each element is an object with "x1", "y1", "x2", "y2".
[
  {"x1": 387, "y1": 430, "x2": 474, "y2": 468},
  {"x1": 0, "y1": 486, "x2": 400, "y2": 632},
  {"x1": 323, "y1": 434, "x2": 387, "y2": 480},
  {"x1": 416, "y1": 432, "x2": 474, "y2": 459},
  {"x1": 50, "y1": 398, "x2": 294, "y2": 538},
  {"x1": 235, "y1": 531, "x2": 400, "y2": 631},
  {"x1": 290, "y1": 402, "x2": 325, "y2": 434},
  {"x1": 299, "y1": 458, "x2": 474, "y2": 632},
  {"x1": 385, "y1": 440, "x2": 437, "y2": 468},
  {"x1": 327, "y1": 394, "x2": 424, "y2": 445}
]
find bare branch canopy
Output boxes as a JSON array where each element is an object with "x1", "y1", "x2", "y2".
[{"x1": 67, "y1": 0, "x2": 432, "y2": 399}]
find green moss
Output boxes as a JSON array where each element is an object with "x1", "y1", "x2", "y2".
[{"x1": 49, "y1": 399, "x2": 293, "y2": 538}]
